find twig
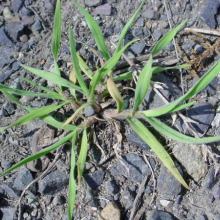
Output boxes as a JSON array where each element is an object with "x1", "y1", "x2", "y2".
[
  {"x1": 15, "y1": 148, "x2": 63, "y2": 220},
  {"x1": 184, "y1": 28, "x2": 220, "y2": 37},
  {"x1": 143, "y1": 155, "x2": 156, "y2": 205},
  {"x1": 129, "y1": 173, "x2": 150, "y2": 220}
]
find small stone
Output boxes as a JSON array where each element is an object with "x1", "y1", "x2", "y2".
[
  {"x1": 21, "y1": 16, "x2": 34, "y2": 25},
  {"x1": 211, "y1": 184, "x2": 220, "y2": 200},
  {"x1": 13, "y1": 167, "x2": 34, "y2": 191},
  {"x1": 1, "y1": 160, "x2": 12, "y2": 170},
  {"x1": 19, "y1": 34, "x2": 28, "y2": 43},
  {"x1": 130, "y1": 43, "x2": 145, "y2": 55},
  {"x1": 11, "y1": 0, "x2": 23, "y2": 13},
  {"x1": 3, "y1": 101, "x2": 16, "y2": 116},
  {"x1": 200, "y1": 0, "x2": 219, "y2": 28},
  {"x1": 95, "y1": 4, "x2": 112, "y2": 16},
  {"x1": 21, "y1": 7, "x2": 33, "y2": 16},
  {"x1": 132, "y1": 29, "x2": 144, "y2": 37},
  {"x1": 32, "y1": 20, "x2": 42, "y2": 32},
  {"x1": 98, "y1": 203, "x2": 120, "y2": 220},
  {"x1": 0, "y1": 28, "x2": 15, "y2": 47},
  {"x1": 150, "y1": 210, "x2": 174, "y2": 220},
  {"x1": 172, "y1": 143, "x2": 208, "y2": 181},
  {"x1": 0, "y1": 208, "x2": 14, "y2": 220},
  {"x1": 157, "y1": 165, "x2": 182, "y2": 197},
  {"x1": 104, "y1": 26, "x2": 114, "y2": 37},
  {"x1": 85, "y1": 0, "x2": 103, "y2": 7},
  {"x1": 153, "y1": 29, "x2": 162, "y2": 41},
  {"x1": 143, "y1": 9, "x2": 155, "y2": 19},
  {"x1": 84, "y1": 106, "x2": 95, "y2": 117},
  {"x1": 120, "y1": 190, "x2": 134, "y2": 209},
  {"x1": 53, "y1": 195, "x2": 66, "y2": 206},
  {"x1": 126, "y1": 131, "x2": 150, "y2": 150},
  {"x1": 117, "y1": 153, "x2": 150, "y2": 183},
  {"x1": 38, "y1": 170, "x2": 69, "y2": 195},
  {"x1": 137, "y1": 17, "x2": 145, "y2": 27},
  {"x1": 0, "y1": 183, "x2": 20, "y2": 198},
  {"x1": 44, "y1": 1, "x2": 54, "y2": 12},
  {"x1": 160, "y1": 199, "x2": 171, "y2": 207},
  {"x1": 84, "y1": 169, "x2": 105, "y2": 190},
  {"x1": 3, "y1": 7, "x2": 13, "y2": 20},
  {"x1": 0, "y1": 47, "x2": 16, "y2": 69},
  {"x1": 194, "y1": 44, "x2": 204, "y2": 54},
  {"x1": 5, "y1": 21, "x2": 24, "y2": 41},
  {"x1": 12, "y1": 61, "x2": 21, "y2": 71},
  {"x1": 106, "y1": 181, "x2": 119, "y2": 194}
]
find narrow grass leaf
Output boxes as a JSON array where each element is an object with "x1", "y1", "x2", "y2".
[
  {"x1": 152, "y1": 64, "x2": 191, "y2": 74},
  {"x1": 77, "y1": 128, "x2": 88, "y2": 187},
  {"x1": 133, "y1": 55, "x2": 152, "y2": 113},
  {"x1": 142, "y1": 60, "x2": 220, "y2": 117},
  {"x1": 114, "y1": 0, "x2": 146, "y2": 54},
  {"x1": 0, "y1": 102, "x2": 66, "y2": 132},
  {"x1": 62, "y1": 103, "x2": 91, "y2": 128},
  {"x1": 1, "y1": 132, "x2": 75, "y2": 177},
  {"x1": 68, "y1": 132, "x2": 77, "y2": 220},
  {"x1": 113, "y1": 72, "x2": 132, "y2": 81},
  {"x1": 145, "y1": 116, "x2": 220, "y2": 144},
  {"x1": 77, "y1": 55, "x2": 93, "y2": 79},
  {"x1": 2, "y1": 91, "x2": 77, "y2": 131},
  {"x1": 152, "y1": 20, "x2": 187, "y2": 56},
  {"x1": 127, "y1": 117, "x2": 189, "y2": 189},
  {"x1": 72, "y1": 1, "x2": 109, "y2": 61},
  {"x1": 169, "y1": 101, "x2": 196, "y2": 113},
  {"x1": 51, "y1": 0, "x2": 61, "y2": 59},
  {"x1": 90, "y1": 39, "x2": 138, "y2": 99},
  {"x1": 69, "y1": 27, "x2": 89, "y2": 93},
  {"x1": 0, "y1": 84, "x2": 62, "y2": 100},
  {"x1": 54, "y1": 60, "x2": 62, "y2": 91},
  {"x1": 21, "y1": 77, "x2": 63, "y2": 99},
  {"x1": 21, "y1": 65, "x2": 83, "y2": 93},
  {"x1": 107, "y1": 77, "x2": 123, "y2": 112}
]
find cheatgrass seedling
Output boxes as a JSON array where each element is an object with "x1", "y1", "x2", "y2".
[{"x1": 1, "y1": 0, "x2": 220, "y2": 219}]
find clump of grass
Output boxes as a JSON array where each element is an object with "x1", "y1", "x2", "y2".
[{"x1": 1, "y1": 0, "x2": 220, "y2": 219}]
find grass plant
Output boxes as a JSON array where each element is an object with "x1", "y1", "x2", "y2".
[{"x1": 1, "y1": 0, "x2": 220, "y2": 219}]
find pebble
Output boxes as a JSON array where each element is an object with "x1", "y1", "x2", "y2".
[
  {"x1": 200, "y1": 0, "x2": 220, "y2": 28},
  {"x1": 104, "y1": 26, "x2": 114, "y2": 37},
  {"x1": 5, "y1": 21, "x2": 24, "y2": 41},
  {"x1": 132, "y1": 29, "x2": 144, "y2": 37},
  {"x1": 0, "y1": 70, "x2": 13, "y2": 83},
  {"x1": 84, "y1": 106, "x2": 95, "y2": 117},
  {"x1": 32, "y1": 20, "x2": 42, "y2": 32},
  {"x1": 0, "y1": 28, "x2": 15, "y2": 47},
  {"x1": 53, "y1": 195, "x2": 66, "y2": 206},
  {"x1": 1, "y1": 160, "x2": 12, "y2": 170},
  {"x1": 38, "y1": 170, "x2": 69, "y2": 195},
  {"x1": 13, "y1": 167, "x2": 34, "y2": 191},
  {"x1": 85, "y1": 0, "x2": 103, "y2": 7},
  {"x1": 3, "y1": 7, "x2": 13, "y2": 20},
  {"x1": 188, "y1": 103, "x2": 215, "y2": 135},
  {"x1": 0, "y1": 207, "x2": 14, "y2": 220},
  {"x1": 120, "y1": 190, "x2": 134, "y2": 209},
  {"x1": 0, "y1": 47, "x2": 16, "y2": 69},
  {"x1": 194, "y1": 44, "x2": 204, "y2": 54},
  {"x1": 0, "y1": 182, "x2": 20, "y2": 198},
  {"x1": 152, "y1": 29, "x2": 162, "y2": 41},
  {"x1": 157, "y1": 165, "x2": 182, "y2": 198},
  {"x1": 126, "y1": 130, "x2": 150, "y2": 150},
  {"x1": 94, "y1": 4, "x2": 112, "y2": 16},
  {"x1": 172, "y1": 143, "x2": 208, "y2": 181},
  {"x1": 143, "y1": 9, "x2": 155, "y2": 19},
  {"x1": 44, "y1": 1, "x2": 54, "y2": 13},
  {"x1": 150, "y1": 210, "x2": 174, "y2": 220},
  {"x1": 98, "y1": 203, "x2": 120, "y2": 220},
  {"x1": 130, "y1": 43, "x2": 145, "y2": 55},
  {"x1": 11, "y1": 0, "x2": 23, "y2": 13},
  {"x1": 84, "y1": 169, "x2": 105, "y2": 190},
  {"x1": 137, "y1": 17, "x2": 145, "y2": 27},
  {"x1": 21, "y1": 6, "x2": 33, "y2": 16},
  {"x1": 106, "y1": 180, "x2": 119, "y2": 194},
  {"x1": 117, "y1": 153, "x2": 150, "y2": 183},
  {"x1": 12, "y1": 61, "x2": 21, "y2": 71},
  {"x1": 2, "y1": 101, "x2": 16, "y2": 116}
]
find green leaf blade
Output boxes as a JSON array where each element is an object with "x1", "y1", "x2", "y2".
[
  {"x1": 152, "y1": 19, "x2": 187, "y2": 56},
  {"x1": 142, "y1": 60, "x2": 220, "y2": 117},
  {"x1": 77, "y1": 128, "x2": 88, "y2": 186},
  {"x1": 68, "y1": 27, "x2": 89, "y2": 94},
  {"x1": 72, "y1": 1, "x2": 109, "y2": 61},
  {"x1": 133, "y1": 55, "x2": 152, "y2": 113},
  {"x1": 127, "y1": 117, "x2": 189, "y2": 189},
  {"x1": 68, "y1": 133, "x2": 77, "y2": 220},
  {"x1": 1, "y1": 132, "x2": 75, "y2": 177},
  {"x1": 51, "y1": 0, "x2": 61, "y2": 59}
]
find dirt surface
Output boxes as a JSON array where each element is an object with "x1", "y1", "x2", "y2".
[{"x1": 1, "y1": 0, "x2": 220, "y2": 220}]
